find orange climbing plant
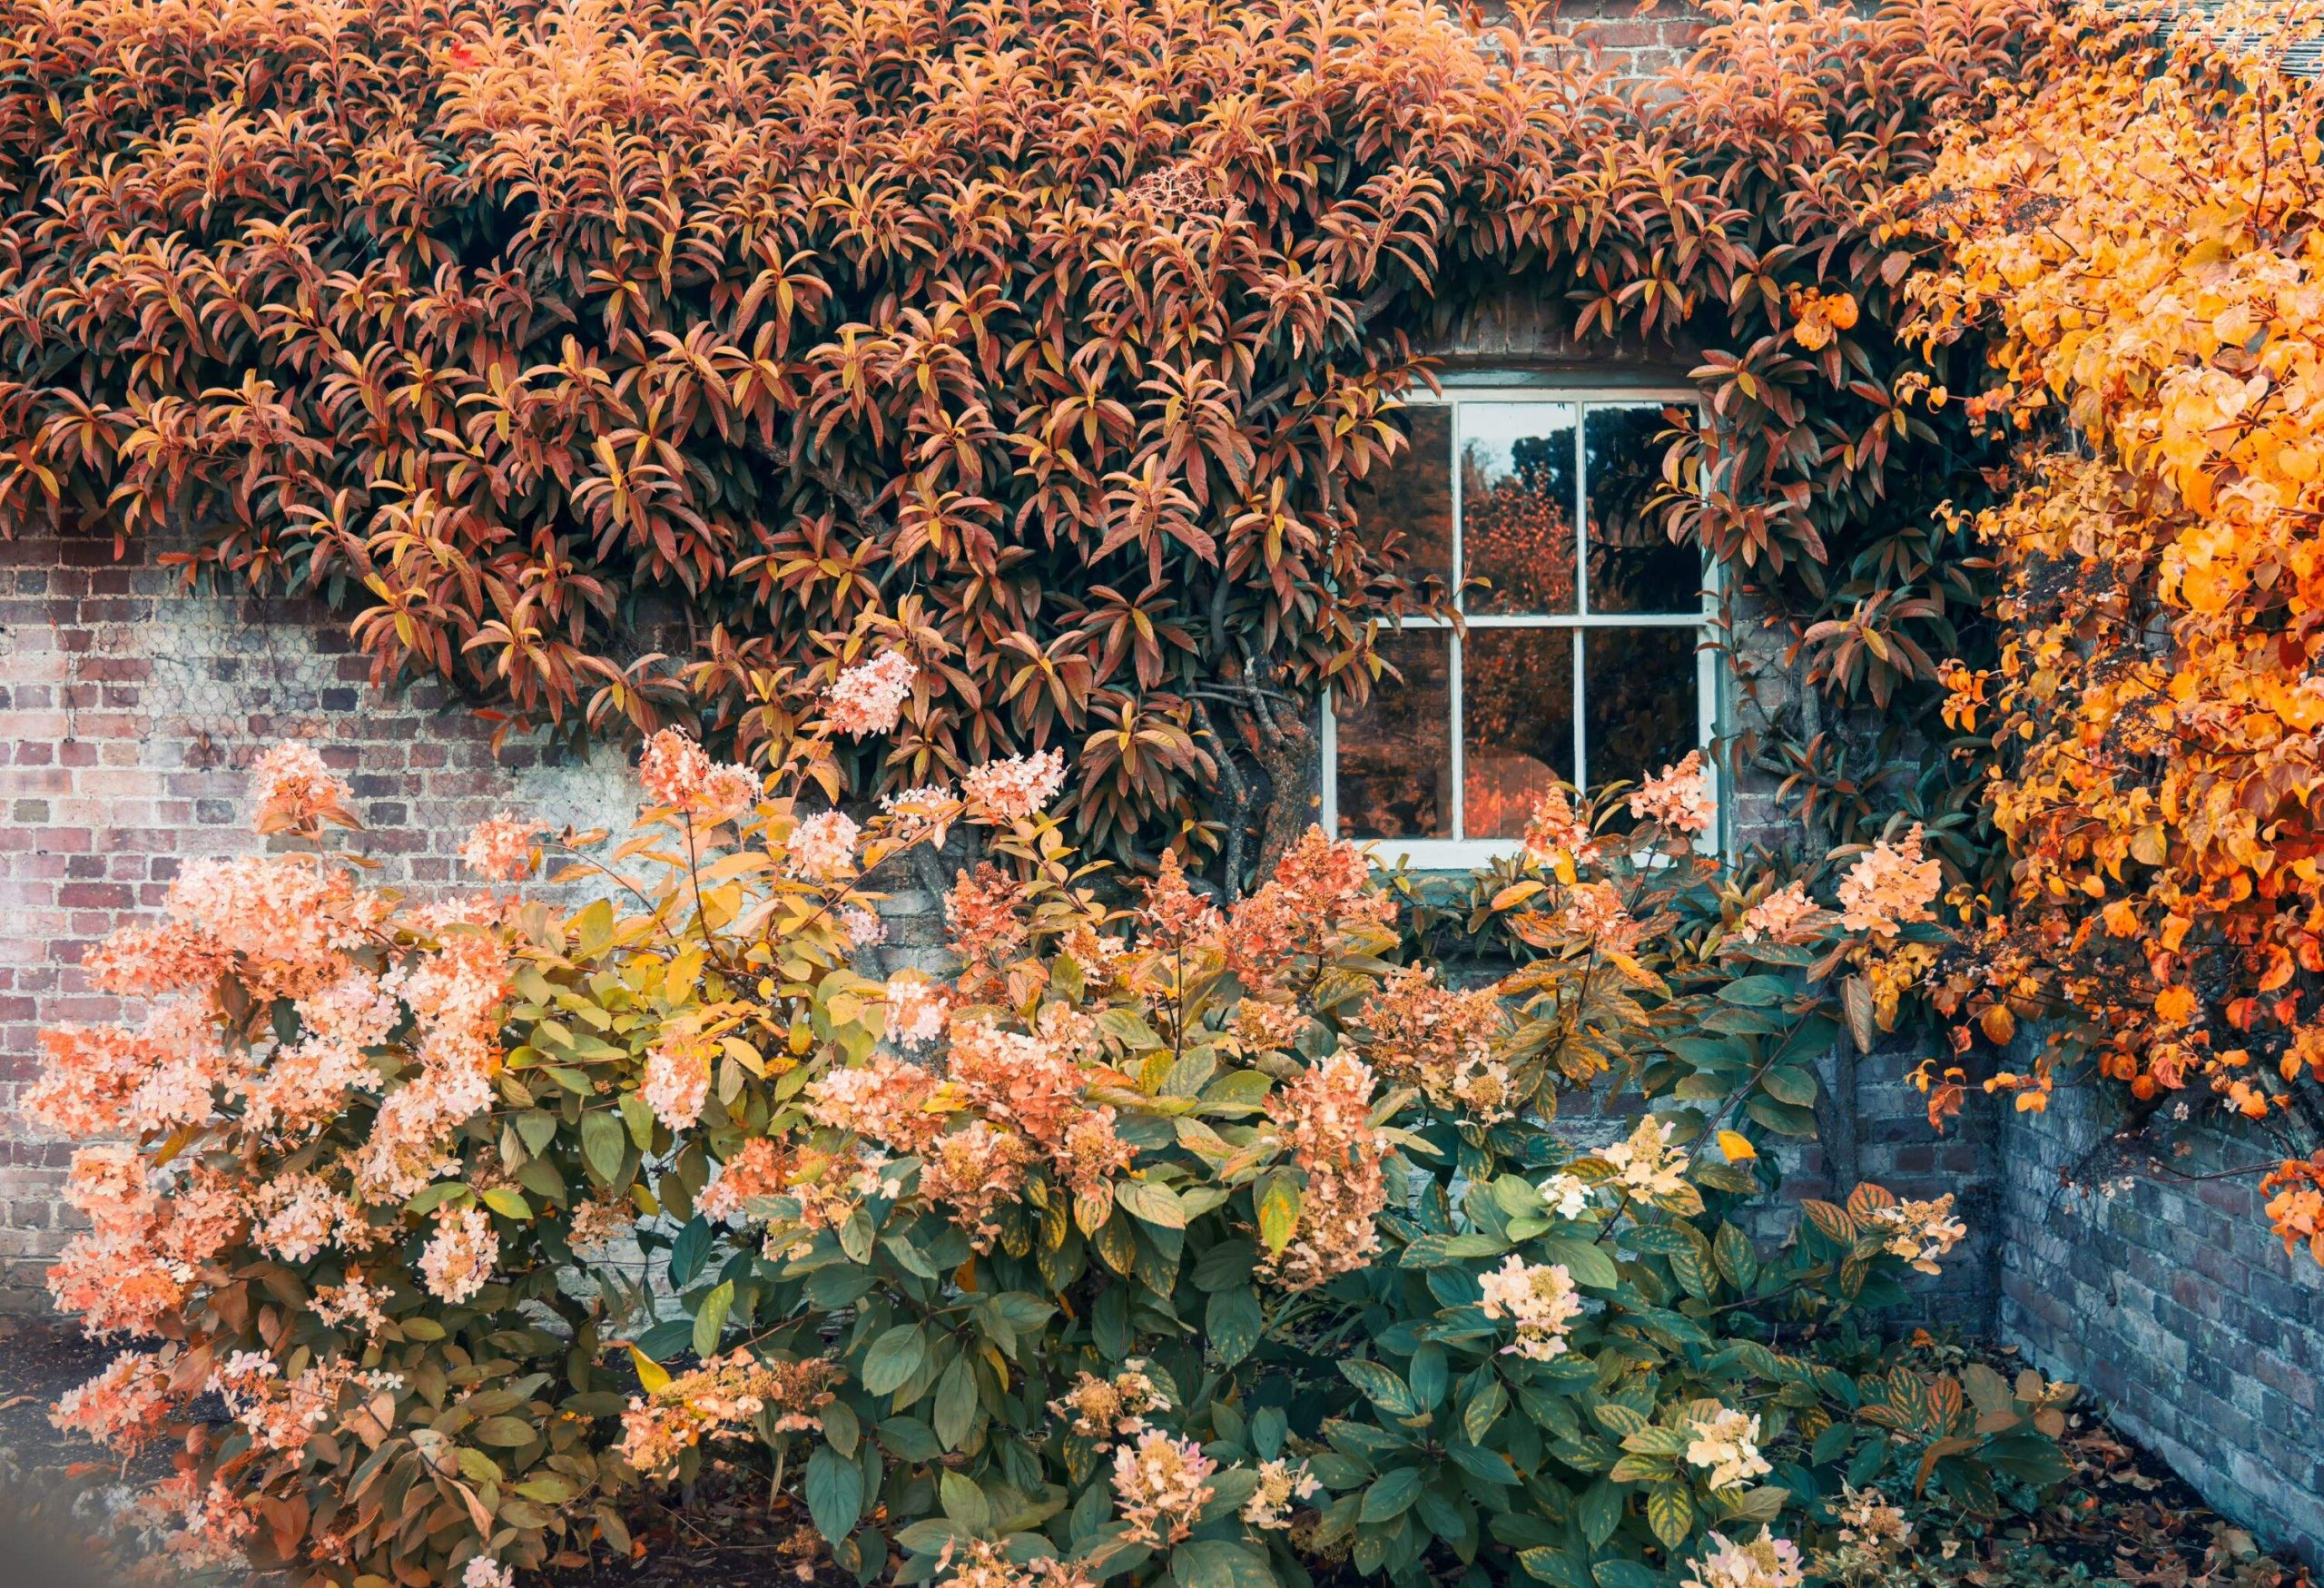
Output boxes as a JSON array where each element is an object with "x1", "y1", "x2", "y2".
[{"x1": 1893, "y1": 1, "x2": 2324, "y2": 1256}]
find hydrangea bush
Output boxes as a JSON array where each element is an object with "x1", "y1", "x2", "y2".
[{"x1": 31, "y1": 656, "x2": 2065, "y2": 1586}]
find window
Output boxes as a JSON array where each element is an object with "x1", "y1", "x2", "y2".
[{"x1": 1322, "y1": 383, "x2": 1718, "y2": 868}]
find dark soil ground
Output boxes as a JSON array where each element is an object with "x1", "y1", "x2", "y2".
[{"x1": 0, "y1": 1323, "x2": 2308, "y2": 1588}]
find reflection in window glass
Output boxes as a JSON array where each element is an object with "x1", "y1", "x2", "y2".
[
  {"x1": 1334, "y1": 630, "x2": 1452, "y2": 840},
  {"x1": 1462, "y1": 629, "x2": 1576, "y2": 839},
  {"x1": 1584, "y1": 405, "x2": 1699, "y2": 615},
  {"x1": 1584, "y1": 626, "x2": 1698, "y2": 791},
  {"x1": 1347, "y1": 405, "x2": 1453, "y2": 583},
  {"x1": 1460, "y1": 402, "x2": 1577, "y2": 616}
]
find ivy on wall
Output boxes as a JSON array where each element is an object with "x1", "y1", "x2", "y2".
[{"x1": 0, "y1": 0, "x2": 2045, "y2": 882}]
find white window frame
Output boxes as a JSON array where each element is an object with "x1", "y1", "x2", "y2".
[{"x1": 1319, "y1": 381, "x2": 1720, "y2": 871}]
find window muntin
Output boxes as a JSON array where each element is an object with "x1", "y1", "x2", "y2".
[{"x1": 1324, "y1": 387, "x2": 1715, "y2": 867}]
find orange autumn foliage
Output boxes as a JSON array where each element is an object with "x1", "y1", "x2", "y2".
[{"x1": 1897, "y1": 2, "x2": 2324, "y2": 1253}]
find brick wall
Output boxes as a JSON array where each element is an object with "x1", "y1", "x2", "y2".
[{"x1": 1997, "y1": 1087, "x2": 2324, "y2": 1559}]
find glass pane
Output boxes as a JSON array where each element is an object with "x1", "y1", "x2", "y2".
[
  {"x1": 1462, "y1": 629, "x2": 1576, "y2": 839},
  {"x1": 1334, "y1": 630, "x2": 1452, "y2": 841},
  {"x1": 1461, "y1": 402, "x2": 1577, "y2": 616},
  {"x1": 1583, "y1": 627, "x2": 1699, "y2": 793},
  {"x1": 1584, "y1": 405, "x2": 1699, "y2": 615},
  {"x1": 1347, "y1": 404, "x2": 1452, "y2": 584}
]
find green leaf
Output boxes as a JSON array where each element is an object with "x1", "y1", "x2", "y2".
[
  {"x1": 878, "y1": 1417, "x2": 943, "y2": 1462},
  {"x1": 862, "y1": 1326, "x2": 927, "y2": 1396},
  {"x1": 1712, "y1": 1223, "x2": 1758, "y2": 1290},
  {"x1": 691, "y1": 1280, "x2": 734, "y2": 1360},
  {"x1": 1578, "y1": 1479, "x2": 1624, "y2": 1548},
  {"x1": 1520, "y1": 1548, "x2": 1594, "y2": 1588},
  {"x1": 473, "y1": 1415, "x2": 538, "y2": 1447},
  {"x1": 1647, "y1": 1482, "x2": 1694, "y2": 1549},
  {"x1": 933, "y1": 1352, "x2": 978, "y2": 1451},
  {"x1": 1759, "y1": 1065, "x2": 1818, "y2": 1106},
  {"x1": 1358, "y1": 1466, "x2": 1423, "y2": 1523},
  {"x1": 1462, "y1": 1378, "x2": 1507, "y2": 1445},
  {"x1": 1811, "y1": 1421, "x2": 1855, "y2": 1466},
  {"x1": 1171, "y1": 1541, "x2": 1267, "y2": 1588},
  {"x1": 1715, "y1": 975, "x2": 1789, "y2": 1007},
  {"x1": 1340, "y1": 1359, "x2": 1418, "y2": 1418},
  {"x1": 1594, "y1": 1560, "x2": 1665, "y2": 1588},
  {"x1": 480, "y1": 1186, "x2": 531, "y2": 1220},
  {"x1": 1407, "y1": 1343, "x2": 1448, "y2": 1412},
  {"x1": 1115, "y1": 1179, "x2": 1187, "y2": 1229},
  {"x1": 805, "y1": 1443, "x2": 865, "y2": 1544},
  {"x1": 669, "y1": 1217, "x2": 713, "y2": 1288},
  {"x1": 1205, "y1": 1286, "x2": 1263, "y2": 1369},
  {"x1": 1539, "y1": 1237, "x2": 1620, "y2": 1291},
  {"x1": 1591, "y1": 1402, "x2": 1649, "y2": 1438},
  {"x1": 940, "y1": 1471, "x2": 992, "y2": 1536},
  {"x1": 619, "y1": 1090, "x2": 656, "y2": 1149},
  {"x1": 581, "y1": 1110, "x2": 626, "y2": 1185}
]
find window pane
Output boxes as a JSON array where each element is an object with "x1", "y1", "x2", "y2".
[
  {"x1": 1462, "y1": 629, "x2": 1576, "y2": 839},
  {"x1": 1584, "y1": 405, "x2": 1699, "y2": 615},
  {"x1": 1461, "y1": 402, "x2": 1577, "y2": 616},
  {"x1": 1348, "y1": 404, "x2": 1452, "y2": 584},
  {"x1": 1334, "y1": 630, "x2": 1452, "y2": 840},
  {"x1": 1583, "y1": 627, "x2": 1699, "y2": 792}
]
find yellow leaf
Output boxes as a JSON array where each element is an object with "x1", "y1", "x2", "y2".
[
  {"x1": 1717, "y1": 1130, "x2": 1757, "y2": 1162},
  {"x1": 628, "y1": 1345, "x2": 671, "y2": 1395}
]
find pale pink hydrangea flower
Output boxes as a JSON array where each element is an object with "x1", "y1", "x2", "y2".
[
  {"x1": 1560, "y1": 880, "x2": 1642, "y2": 953},
  {"x1": 1629, "y1": 749, "x2": 1714, "y2": 836},
  {"x1": 787, "y1": 810, "x2": 860, "y2": 880},
  {"x1": 52, "y1": 1349, "x2": 175, "y2": 1455},
  {"x1": 638, "y1": 729, "x2": 759, "y2": 824},
  {"x1": 460, "y1": 814, "x2": 546, "y2": 882},
  {"x1": 841, "y1": 906, "x2": 885, "y2": 947},
  {"x1": 1478, "y1": 1255, "x2": 1584, "y2": 1360},
  {"x1": 1837, "y1": 824, "x2": 1942, "y2": 941},
  {"x1": 961, "y1": 749, "x2": 1068, "y2": 822},
  {"x1": 1522, "y1": 786, "x2": 1600, "y2": 873},
  {"x1": 1048, "y1": 1360, "x2": 1168, "y2": 1445},
  {"x1": 643, "y1": 1035, "x2": 712, "y2": 1130},
  {"x1": 824, "y1": 651, "x2": 916, "y2": 736},
  {"x1": 251, "y1": 1171, "x2": 354, "y2": 1264},
  {"x1": 419, "y1": 1203, "x2": 497, "y2": 1306},
  {"x1": 1864, "y1": 1192, "x2": 1967, "y2": 1274},
  {"x1": 1684, "y1": 1407, "x2": 1772, "y2": 1492},
  {"x1": 314, "y1": 1270, "x2": 390, "y2": 1333},
  {"x1": 882, "y1": 973, "x2": 949, "y2": 1048},
  {"x1": 462, "y1": 1558, "x2": 516, "y2": 1588},
  {"x1": 1738, "y1": 882, "x2": 1823, "y2": 944},
  {"x1": 1241, "y1": 1457, "x2": 1320, "y2": 1530},
  {"x1": 250, "y1": 741, "x2": 352, "y2": 833},
  {"x1": 1601, "y1": 1114, "x2": 1691, "y2": 1199},
  {"x1": 1684, "y1": 1529, "x2": 1804, "y2": 1588},
  {"x1": 1110, "y1": 1429, "x2": 1216, "y2": 1547}
]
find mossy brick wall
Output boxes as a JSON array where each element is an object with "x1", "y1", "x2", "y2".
[{"x1": 1998, "y1": 1088, "x2": 2324, "y2": 1560}]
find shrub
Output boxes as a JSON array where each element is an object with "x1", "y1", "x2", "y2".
[{"x1": 33, "y1": 659, "x2": 2064, "y2": 1586}]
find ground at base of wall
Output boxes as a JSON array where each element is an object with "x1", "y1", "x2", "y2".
[{"x1": 0, "y1": 1324, "x2": 2309, "y2": 1588}]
